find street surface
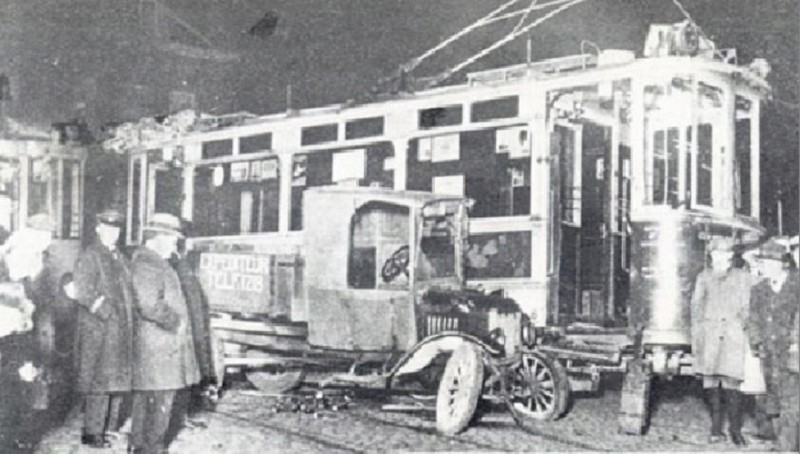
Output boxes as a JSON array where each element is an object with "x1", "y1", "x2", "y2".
[{"x1": 35, "y1": 375, "x2": 778, "y2": 453}]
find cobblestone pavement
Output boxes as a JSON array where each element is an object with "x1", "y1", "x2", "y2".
[{"x1": 35, "y1": 375, "x2": 782, "y2": 453}]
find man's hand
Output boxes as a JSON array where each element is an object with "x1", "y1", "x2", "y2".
[{"x1": 90, "y1": 295, "x2": 105, "y2": 314}]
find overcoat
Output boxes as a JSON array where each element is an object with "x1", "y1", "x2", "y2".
[
  {"x1": 173, "y1": 256, "x2": 213, "y2": 380},
  {"x1": 131, "y1": 247, "x2": 199, "y2": 391},
  {"x1": 73, "y1": 241, "x2": 134, "y2": 393},
  {"x1": 690, "y1": 267, "x2": 757, "y2": 381}
]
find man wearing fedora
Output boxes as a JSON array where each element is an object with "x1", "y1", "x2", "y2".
[
  {"x1": 748, "y1": 239, "x2": 799, "y2": 451},
  {"x1": 73, "y1": 209, "x2": 135, "y2": 448},
  {"x1": 130, "y1": 213, "x2": 199, "y2": 454},
  {"x1": 691, "y1": 237, "x2": 757, "y2": 446}
]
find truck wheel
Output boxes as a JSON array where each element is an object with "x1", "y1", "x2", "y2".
[
  {"x1": 507, "y1": 351, "x2": 569, "y2": 424},
  {"x1": 246, "y1": 368, "x2": 306, "y2": 394},
  {"x1": 617, "y1": 358, "x2": 651, "y2": 435},
  {"x1": 210, "y1": 329, "x2": 226, "y2": 388},
  {"x1": 435, "y1": 343, "x2": 485, "y2": 436}
]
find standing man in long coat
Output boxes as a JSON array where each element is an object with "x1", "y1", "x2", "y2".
[
  {"x1": 73, "y1": 209, "x2": 134, "y2": 448},
  {"x1": 748, "y1": 240, "x2": 799, "y2": 451},
  {"x1": 691, "y1": 237, "x2": 756, "y2": 446},
  {"x1": 130, "y1": 213, "x2": 199, "y2": 454}
]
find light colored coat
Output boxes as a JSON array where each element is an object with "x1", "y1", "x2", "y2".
[
  {"x1": 691, "y1": 268, "x2": 757, "y2": 381},
  {"x1": 131, "y1": 247, "x2": 199, "y2": 391}
]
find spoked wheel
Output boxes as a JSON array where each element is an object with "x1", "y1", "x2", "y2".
[
  {"x1": 507, "y1": 351, "x2": 569, "y2": 425},
  {"x1": 435, "y1": 343, "x2": 485, "y2": 436}
]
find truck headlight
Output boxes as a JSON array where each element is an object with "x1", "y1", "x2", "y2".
[
  {"x1": 521, "y1": 322, "x2": 536, "y2": 347},
  {"x1": 489, "y1": 328, "x2": 506, "y2": 347}
]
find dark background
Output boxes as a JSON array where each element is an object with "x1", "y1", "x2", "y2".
[{"x1": 0, "y1": 0, "x2": 797, "y2": 234}]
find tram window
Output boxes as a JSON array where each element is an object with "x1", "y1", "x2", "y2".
[
  {"x1": 201, "y1": 139, "x2": 233, "y2": 159},
  {"x1": 651, "y1": 128, "x2": 680, "y2": 206},
  {"x1": 471, "y1": 96, "x2": 519, "y2": 122},
  {"x1": 130, "y1": 159, "x2": 142, "y2": 243},
  {"x1": 28, "y1": 158, "x2": 57, "y2": 223},
  {"x1": 345, "y1": 117, "x2": 384, "y2": 140},
  {"x1": 301, "y1": 124, "x2": 338, "y2": 146},
  {"x1": 466, "y1": 231, "x2": 531, "y2": 279},
  {"x1": 291, "y1": 143, "x2": 394, "y2": 231},
  {"x1": 0, "y1": 159, "x2": 18, "y2": 233},
  {"x1": 60, "y1": 160, "x2": 81, "y2": 238},
  {"x1": 408, "y1": 129, "x2": 529, "y2": 218},
  {"x1": 240, "y1": 132, "x2": 272, "y2": 154},
  {"x1": 696, "y1": 123, "x2": 713, "y2": 206},
  {"x1": 419, "y1": 105, "x2": 463, "y2": 129},
  {"x1": 192, "y1": 158, "x2": 280, "y2": 236},
  {"x1": 735, "y1": 97, "x2": 752, "y2": 216},
  {"x1": 154, "y1": 167, "x2": 183, "y2": 217}
]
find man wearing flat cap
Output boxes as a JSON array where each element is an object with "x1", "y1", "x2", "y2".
[
  {"x1": 130, "y1": 213, "x2": 199, "y2": 454},
  {"x1": 691, "y1": 236, "x2": 758, "y2": 445},
  {"x1": 747, "y1": 239, "x2": 799, "y2": 451},
  {"x1": 73, "y1": 208, "x2": 134, "y2": 448}
]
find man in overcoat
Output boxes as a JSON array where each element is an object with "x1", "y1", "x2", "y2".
[
  {"x1": 130, "y1": 213, "x2": 199, "y2": 454},
  {"x1": 691, "y1": 237, "x2": 757, "y2": 445},
  {"x1": 748, "y1": 240, "x2": 799, "y2": 451},
  {"x1": 73, "y1": 209, "x2": 134, "y2": 448}
]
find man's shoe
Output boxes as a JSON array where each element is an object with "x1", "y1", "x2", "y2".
[
  {"x1": 81, "y1": 434, "x2": 111, "y2": 448},
  {"x1": 730, "y1": 432, "x2": 748, "y2": 446}
]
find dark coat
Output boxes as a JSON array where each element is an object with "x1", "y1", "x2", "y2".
[
  {"x1": 73, "y1": 241, "x2": 134, "y2": 394},
  {"x1": 131, "y1": 247, "x2": 199, "y2": 391},
  {"x1": 173, "y1": 256, "x2": 213, "y2": 380}
]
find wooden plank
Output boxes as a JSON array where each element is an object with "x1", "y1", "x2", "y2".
[
  {"x1": 211, "y1": 318, "x2": 308, "y2": 337},
  {"x1": 217, "y1": 331, "x2": 309, "y2": 352}
]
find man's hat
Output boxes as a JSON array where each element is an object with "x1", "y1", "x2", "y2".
[
  {"x1": 96, "y1": 209, "x2": 125, "y2": 227},
  {"x1": 755, "y1": 239, "x2": 789, "y2": 262},
  {"x1": 144, "y1": 213, "x2": 184, "y2": 238}
]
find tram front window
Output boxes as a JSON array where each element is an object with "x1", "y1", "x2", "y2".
[{"x1": 643, "y1": 78, "x2": 725, "y2": 210}]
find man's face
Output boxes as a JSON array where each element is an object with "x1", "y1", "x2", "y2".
[
  {"x1": 96, "y1": 223, "x2": 121, "y2": 249},
  {"x1": 150, "y1": 233, "x2": 179, "y2": 259},
  {"x1": 710, "y1": 249, "x2": 732, "y2": 271},
  {"x1": 759, "y1": 258, "x2": 785, "y2": 281}
]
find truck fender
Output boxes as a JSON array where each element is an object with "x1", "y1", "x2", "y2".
[{"x1": 390, "y1": 332, "x2": 501, "y2": 378}]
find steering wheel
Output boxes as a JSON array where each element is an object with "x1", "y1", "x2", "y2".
[{"x1": 381, "y1": 245, "x2": 410, "y2": 283}]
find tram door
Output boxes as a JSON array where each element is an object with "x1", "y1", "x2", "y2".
[{"x1": 557, "y1": 122, "x2": 629, "y2": 326}]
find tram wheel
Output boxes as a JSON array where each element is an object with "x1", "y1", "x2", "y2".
[
  {"x1": 507, "y1": 351, "x2": 569, "y2": 425},
  {"x1": 435, "y1": 343, "x2": 485, "y2": 436}
]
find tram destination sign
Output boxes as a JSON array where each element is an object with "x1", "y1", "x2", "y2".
[{"x1": 197, "y1": 252, "x2": 272, "y2": 314}]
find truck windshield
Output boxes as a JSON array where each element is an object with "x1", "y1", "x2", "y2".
[{"x1": 417, "y1": 216, "x2": 457, "y2": 281}]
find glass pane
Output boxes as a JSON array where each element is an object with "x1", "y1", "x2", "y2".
[
  {"x1": 192, "y1": 158, "x2": 280, "y2": 237},
  {"x1": 28, "y1": 158, "x2": 53, "y2": 224},
  {"x1": 154, "y1": 167, "x2": 183, "y2": 217},
  {"x1": 735, "y1": 96, "x2": 751, "y2": 216},
  {"x1": 130, "y1": 159, "x2": 142, "y2": 243},
  {"x1": 696, "y1": 123, "x2": 713, "y2": 206},
  {"x1": 407, "y1": 128, "x2": 530, "y2": 218},
  {"x1": 0, "y1": 159, "x2": 19, "y2": 235},
  {"x1": 466, "y1": 231, "x2": 531, "y2": 279},
  {"x1": 348, "y1": 202, "x2": 409, "y2": 289},
  {"x1": 61, "y1": 160, "x2": 82, "y2": 238}
]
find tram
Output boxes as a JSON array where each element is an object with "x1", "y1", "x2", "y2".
[{"x1": 114, "y1": 19, "x2": 770, "y2": 434}]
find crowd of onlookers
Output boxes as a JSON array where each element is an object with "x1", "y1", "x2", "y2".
[
  {"x1": 691, "y1": 235, "x2": 799, "y2": 451},
  {"x1": 0, "y1": 210, "x2": 215, "y2": 453}
]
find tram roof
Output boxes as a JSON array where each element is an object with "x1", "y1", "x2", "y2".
[{"x1": 110, "y1": 52, "x2": 770, "y2": 151}]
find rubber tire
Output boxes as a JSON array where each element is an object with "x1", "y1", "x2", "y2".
[
  {"x1": 246, "y1": 369, "x2": 306, "y2": 394},
  {"x1": 435, "y1": 343, "x2": 485, "y2": 436},
  {"x1": 507, "y1": 351, "x2": 570, "y2": 426}
]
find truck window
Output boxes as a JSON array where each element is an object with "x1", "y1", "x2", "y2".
[{"x1": 347, "y1": 202, "x2": 409, "y2": 290}]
